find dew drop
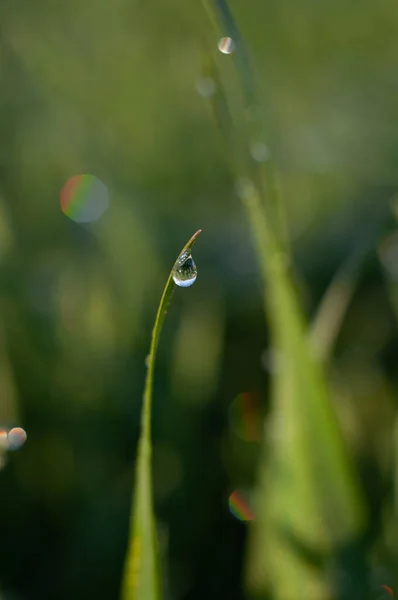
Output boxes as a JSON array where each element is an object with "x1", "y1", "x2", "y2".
[
  {"x1": 172, "y1": 250, "x2": 198, "y2": 288},
  {"x1": 218, "y1": 37, "x2": 235, "y2": 55},
  {"x1": 7, "y1": 427, "x2": 27, "y2": 450}
]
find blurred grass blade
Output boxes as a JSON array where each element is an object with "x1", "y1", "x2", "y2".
[
  {"x1": 203, "y1": 0, "x2": 255, "y2": 107},
  {"x1": 121, "y1": 229, "x2": 202, "y2": 600},
  {"x1": 309, "y1": 251, "x2": 364, "y2": 363},
  {"x1": 379, "y1": 229, "x2": 398, "y2": 324},
  {"x1": 201, "y1": 2, "x2": 366, "y2": 597},
  {"x1": 310, "y1": 221, "x2": 384, "y2": 362},
  {"x1": 242, "y1": 185, "x2": 366, "y2": 600},
  {"x1": 201, "y1": 1, "x2": 288, "y2": 250}
]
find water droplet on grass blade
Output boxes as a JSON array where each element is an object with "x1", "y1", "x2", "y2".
[
  {"x1": 218, "y1": 37, "x2": 235, "y2": 55},
  {"x1": 172, "y1": 251, "x2": 198, "y2": 288}
]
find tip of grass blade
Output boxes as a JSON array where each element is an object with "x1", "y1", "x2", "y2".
[
  {"x1": 122, "y1": 229, "x2": 203, "y2": 600},
  {"x1": 190, "y1": 229, "x2": 202, "y2": 242},
  {"x1": 181, "y1": 229, "x2": 202, "y2": 254}
]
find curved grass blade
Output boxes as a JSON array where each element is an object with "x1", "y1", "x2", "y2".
[
  {"x1": 202, "y1": 0, "x2": 255, "y2": 108},
  {"x1": 201, "y1": 2, "x2": 366, "y2": 597},
  {"x1": 201, "y1": 0, "x2": 288, "y2": 250},
  {"x1": 310, "y1": 215, "x2": 387, "y2": 362},
  {"x1": 241, "y1": 185, "x2": 365, "y2": 599},
  {"x1": 121, "y1": 229, "x2": 202, "y2": 600}
]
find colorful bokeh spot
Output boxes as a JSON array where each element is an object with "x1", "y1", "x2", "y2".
[
  {"x1": 228, "y1": 392, "x2": 261, "y2": 442},
  {"x1": 60, "y1": 174, "x2": 108, "y2": 223},
  {"x1": 229, "y1": 490, "x2": 255, "y2": 522},
  {"x1": 0, "y1": 426, "x2": 27, "y2": 452},
  {"x1": 218, "y1": 36, "x2": 235, "y2": 55},
  {"x1": 382, "y1": 585, "x2": 394, "y2": 598},
  {"x1": 8, "y1": 427, "x2": 27, "y2": 450}
]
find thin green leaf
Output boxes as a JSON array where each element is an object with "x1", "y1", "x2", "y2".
[
  {"x1": 241, "y1": 185, "x2": 365, "y2": 599},
  {"x1": 310, "y1": 220, "x2": 385, "y2": 362},
  {"x1": 203, "y1": 0, "x2": 255, "y2": 108},
  {"x1": 201, "y1": 2, "x2": 366, "y2": 597},
  {"x1": 121, "y1": 229, "x2": 202, "y2": 600},
  {"x1": 201, "y1": 0, "x2": 288, "y2": 250}
]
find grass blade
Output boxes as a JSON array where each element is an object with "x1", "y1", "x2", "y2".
[
  {"x1": 310, "y1": 217, "x2": 387, "y2": 362},
  {"x1": 242, "y1": 185, "x2": 365, "y2": 599},
  {"x1": 121, "y1": 229, "x2": 202, "y2": 600},
  {"x1": 200, "y1": 2, "x2": 366, "y2": 597}
]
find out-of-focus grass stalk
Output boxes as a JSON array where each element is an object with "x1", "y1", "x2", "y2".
[
  {"x1": 310, "y1": 220, "x2": 386, "y2": 362},
  {"x1": 201, "y1": 2, "x2": 366, "y2": 598},
  {"x1": 121, "y1": 230, "x2": 201, "y2": 600},
  {"x1": 201, "y1": 0, "x2": 288, "y2": 254}
]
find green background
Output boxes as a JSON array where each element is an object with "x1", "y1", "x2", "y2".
[{"x1": 1, "y1": 0, "x2": 398, "y2": 598}]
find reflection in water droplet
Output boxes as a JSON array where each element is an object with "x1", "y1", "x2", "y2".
[
  {"x1": 7, "y1": 427, "x2": 27, "y2": 450},
  {"x1": 250, "y1": 142, "x2": 270, "y2": 163},
  {"x1": 145, "y1": 354, "x2": 150, "y2": 368},
  {"x1": 229, "y1": 490, "x2": 255, "y2": 522},
  {"x1": 218, "y1": 37, "x2": 235, "y2": 55},
  {"x1": 196, "y1": 76, "x2": 216, "y2": 98},
  {"x1": 172, "y1": 251, "x2": 198, "y2": 288}
]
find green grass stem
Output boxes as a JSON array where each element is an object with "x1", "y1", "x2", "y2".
[{"x1": 121, "y1": 229, "x2": 202, "y2": 600}]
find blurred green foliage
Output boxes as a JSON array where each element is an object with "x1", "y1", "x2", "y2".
[{"x1": 1, "y1": 0, "x2": 398, "y2": 599}]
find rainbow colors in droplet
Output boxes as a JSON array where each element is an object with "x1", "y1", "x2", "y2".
[
  {"x1": 60, "y1": 174, "x2": 108, "y2": 223},
  {"x1": 229, "y1": 490, "x2": 254, "y2": 522}
]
